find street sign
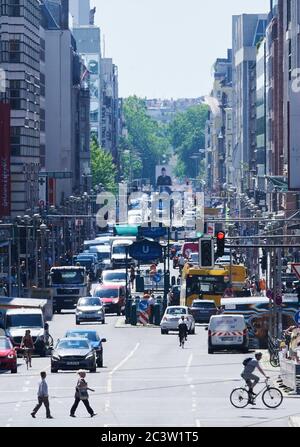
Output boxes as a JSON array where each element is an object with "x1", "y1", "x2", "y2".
[
  {"x1": 152, "y1": 273, "x2": 162, "y2": 284},
  {"x1": 139, "y1": 226, "x2": 167, "y2": 239},
  {"x1": 129, "y1": 240, "x2": 163, "y2": 262},
  {"x1": 207, "y1": 223, "x2": 215, "y2": 236},
  {"x1": 139, "y1": 300, "x2": 149, "y2": 312},
  {"x1": 291, "y1": 264, "x2": 300, "y2": 280},
  {"x1": 295, "y1": 311, "x2": 300, "y2": 325}
]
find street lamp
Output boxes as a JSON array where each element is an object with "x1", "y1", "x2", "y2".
[{"x1": 39, "y1": 223, "x2": 47, "y2": 289}]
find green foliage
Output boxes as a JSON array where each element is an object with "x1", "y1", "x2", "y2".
[
  {"x1": 169, "y1": 104, "x2": 208, "y2": 179},
  {"x1": 120, "y1": 96, "x2": 171, "y2": 184},
  {"x1": 90, "y1": 137, "x2": 117, "y2": 193}
]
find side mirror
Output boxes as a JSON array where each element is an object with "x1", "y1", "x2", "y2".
[
  {"x1": 205, "y1": 327, "x2": 209, "y2": 331},
  {"x1": 101, "y1": 338, "x2": 107, "y2": 343}
]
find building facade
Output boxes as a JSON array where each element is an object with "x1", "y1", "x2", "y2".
[{"x1": 0, "y1": 0, "x2": 41, "y2": 217}]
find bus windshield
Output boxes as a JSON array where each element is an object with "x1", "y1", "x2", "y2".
[{"x1": 186, "y1": 275, "x2": 227, "y2": 295}]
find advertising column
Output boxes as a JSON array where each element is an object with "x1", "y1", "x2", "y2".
[{"x1": 0, "y1": 103, "x2": 11, "y2": 217}]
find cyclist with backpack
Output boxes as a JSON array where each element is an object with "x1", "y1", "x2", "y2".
[
  {"x1": 241, "y1": 353, "x2": 269, "y2": 404},
  {"x1": 178, "y1": 316, "x2": 188, "y2": 348}
]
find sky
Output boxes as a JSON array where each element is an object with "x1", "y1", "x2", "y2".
[{"x1": 92, "y1": 0, "x2": 270, "y2": 99}]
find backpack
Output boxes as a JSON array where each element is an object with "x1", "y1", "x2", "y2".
[{"x1": 243, "y1": 357, "x2": 253, "y2": 367}]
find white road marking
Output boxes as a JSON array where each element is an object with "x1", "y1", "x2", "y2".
[{"x1": 185, "y1": 354, "x2": 193, "y2": 376}]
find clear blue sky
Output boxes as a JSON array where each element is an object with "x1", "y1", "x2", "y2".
[{"x1": 92, "y1": 0, "x2": 270, "y2": 99}]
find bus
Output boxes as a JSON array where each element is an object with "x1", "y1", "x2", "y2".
[
  {"x1": 180, "y1": 264, "x2": 248, "y2": 307},
  {"x1": 221, "y1": 296, "x2": 299, "y2": 349}
]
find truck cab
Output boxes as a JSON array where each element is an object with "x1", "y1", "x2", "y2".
[{"x1": 50, "y1": 266, "x2": 87, "y2": 313}]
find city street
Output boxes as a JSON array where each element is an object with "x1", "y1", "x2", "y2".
[{"x1": 0, "y1": 310, "x2": 299, "y2": 428}]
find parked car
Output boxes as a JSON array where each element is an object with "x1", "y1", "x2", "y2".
[
  {"x1": 51, "y1": 337, "x2": 97, "y2": 373},
  {"x1": 75, "y1": 297, "x2": 105, "y2": 325},
  {"x1": 5, "y1": 309, "x2": 46, "y2": 357},
  {"x1": 189, "y1": 300, "x2": 217, "y2": 323},
  {"x1": 207, "y1": 315, "x2": 249, "y2": 354},
  {"x1": 0, "y1": 336, "x2": 17, "y2": 374},
  {"x1": 65, "y1": 329, "x2": 106, "y2": 368},
  {"x1": 160, "y1": 306, "x2": 195, "y2": 335},
  {"x1": 94, "y1": 285, "x2": 126, "y2": 316}
]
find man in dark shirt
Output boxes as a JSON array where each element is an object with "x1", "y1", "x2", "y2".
[{"x1": 157, "y1": 168, "x2": 172, "y2": 190}]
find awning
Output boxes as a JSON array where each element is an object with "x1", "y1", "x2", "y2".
[{"x1": 266, "y1": 176, "x2": 288, "y2": 192}]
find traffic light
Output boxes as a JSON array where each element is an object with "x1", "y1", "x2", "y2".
[
  {"x1": 216, "y1": 231, "x2": 225, "y2": 258},
  {"x1": 199, "y1": 238, "x2": 214, "y2": 268},
  {"x1": 260, "y1": 250, "x2": 268, "y2": 273}
]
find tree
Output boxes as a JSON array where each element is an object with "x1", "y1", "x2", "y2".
[
  {"x1": 169, "y1": 104, "x2": 208, "y2": 179},
  {"x1": 121, "y1": 96, "x2": 171, "y2": 184},
  {"x1": 90, "y1": 137, "x2": 117, "y2": 193}
]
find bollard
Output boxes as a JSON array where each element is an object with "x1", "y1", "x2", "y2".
[
  {"x1": 130, "y1": 303, "x2": 137, "y2": 326},
  {"x1": 153, "y1": 303, "x2": 161, "y2": 326},
  {"x1": 125, "y1": 298, "x2": 132, "y2": 324},
  {"x1": 135, "y1": 275, "x2": 144, "y2": 293}
]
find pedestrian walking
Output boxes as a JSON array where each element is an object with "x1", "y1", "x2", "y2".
[
  {"x1": 70, "y1": 370, "x2": 97, "y2": 418},
  {"x1": 31, "y1": 372, "x2": 53, "y2": 419}
]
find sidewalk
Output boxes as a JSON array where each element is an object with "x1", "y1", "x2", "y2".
[
  {"x1": 289, "y1": 416, "x2": 300, "y2": 427},
  {"x1": 115, "y1": 317, "x2": 159, "y2": 329}
]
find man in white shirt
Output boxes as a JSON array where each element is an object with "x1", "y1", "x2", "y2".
[{"x1": 31, "y1": 371, "x2": 53, "y2": 419}]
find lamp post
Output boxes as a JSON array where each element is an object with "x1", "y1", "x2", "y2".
[{"x1": 39, "y1": 223, "x2": 47, "y2": 288}]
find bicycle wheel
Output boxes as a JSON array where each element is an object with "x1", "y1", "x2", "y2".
[
  {"x1": 262, "y1": 387, "x2": 283, "y2": 409},
  {"x1": 230, "y1": 388, "x2": 249, "y2": 408},
  {"x1": 270, "y1": 353, "x2": 280, "y2": 368}
]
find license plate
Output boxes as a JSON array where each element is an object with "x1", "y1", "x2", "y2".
[
  {"x1": 221, "y1": 337, "x2": 235, "y2": 342},
  {"x1": 67, "y1": 362, "x2": 80, "y2": 366}
]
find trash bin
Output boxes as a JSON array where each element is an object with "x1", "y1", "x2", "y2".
[
  {"x1": 153, "y1": 303, "x2": 161, "y2": 326},
  {"x1": 130, "y1": 303, "x2": 137, "y2": 326},
  {"x1": 135, "y1": 275, "x2": 145, "y2": 293}
]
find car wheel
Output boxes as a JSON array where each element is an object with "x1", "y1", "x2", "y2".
[
  {"x1": 117, "y1": 309, "x2": 121, "y2": 316},
  {"x1": 11, "y1": 368, "x2": 17, "y2": 374},
  {"x1": 51, "y1": 368, "x2": 58, "y2": 373},
  {"x1": 39, "y1": 350, "x2": 46, "y2": 358},
  {"x1": 56, "y1": 309, "x2": 61, "y2": 314},
  {"x1": 101, "y1": 319, "x2": 105, "y2": 325},
  {"x1": 76, "y1": 319, "x2": 80, "y2": 325},
  {"x1": 90, "y1": 365, "x2": 97, "y2": 373},
  {"x1": 208, "y1": 348, "x2": 214, "y2": 354}
]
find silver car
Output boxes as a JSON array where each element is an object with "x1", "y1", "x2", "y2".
[
  {"x1": 160, "y1": 306, "x2": 195, "y2": 335},
  {"x1": 76, "y1": 297, "x2": 105, "y2": 325}
]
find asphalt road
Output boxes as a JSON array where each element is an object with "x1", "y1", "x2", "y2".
[{"x1": 1, "y1": 308, "x2": 300, "y2": 428}]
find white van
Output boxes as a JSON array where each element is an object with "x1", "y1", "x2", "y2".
[
  {"x1": 111, "y1": 239, "x2": 134, "y2": 269},
  {"x1": 207, "y1": 315, "x2": 249, "y2": 354}
]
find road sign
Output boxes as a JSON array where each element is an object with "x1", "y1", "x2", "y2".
[
  {"x1": 295, "y1": 311, "x2": 300, "y2": 325},
  {"x1": 207, "y1": 223, "x2": 215, "y2": 236},
  {"x1": 129, "y1": 240, "x2": 163, "y2": 262},
  {"x1": 152, "y1": 273, "x2": 162, "y2": 284},
  {"x1": 139, "y1": 227, "x2": 167, "y2": 239},
  {"x1": 291, "y1": 264, "x2": 300, "y2": 280},
  {"x1": 139, "y1": 300, "x2": 149, "y2": 312}
]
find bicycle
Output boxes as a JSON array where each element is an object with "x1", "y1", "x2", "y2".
[
  {"x1": 179, "y1": 334, "x2": 186, "y2": 349},
  {"x1": 230, "y1": 379, "x2": 283, "y2": 409},
  {"x1": 22, "y1": 347, "x2": 32, "y2": 370}
]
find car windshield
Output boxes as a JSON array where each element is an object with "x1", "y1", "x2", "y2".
[
  {"x1": 192, "y1": 302, "x2": 216, "y2": 309},
  {"x1": 78, "y1": 298, "x2": 102, "y2": 306},
  {"x1": 167, "y1": 308, "x2": 187, "y2": 316},
  {"x1": 6, "y1": 314, "x2": 42, "y2": 328},
  {"x1": 57, "y1": 339, "x2": 90, "y2": 350},
  {"x1": 103, "y1": 272, "x2": 126, "y2": 282},
  {"x1": 66, "y1": 332, "x2": 99, "y2": 342},
  {"x1": 189, "y1": 253, "x2": 199, "y2": 263},
  {"x1": 95, "y1": 289, "x2": 119, "y2": 299},
  {"x1": 0, "y1": 338, "x2": 11, "y2": 349},
  {"x1": 51, "y1": 270, "x2": 85, "y2": 285}
]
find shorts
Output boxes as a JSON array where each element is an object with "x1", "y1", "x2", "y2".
[{"x1": 241, "y1": 373, "x2": 259, "y2": 385}]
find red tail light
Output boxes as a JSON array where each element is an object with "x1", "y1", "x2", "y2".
[
  {"x1": 243, "y1": 329, "x2": 247, "y2": 336},
  {"x1": 208, "y1": 330, "x2": 212, "y2": 336}
]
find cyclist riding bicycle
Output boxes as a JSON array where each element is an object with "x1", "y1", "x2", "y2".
[
  {"x1": 178, "y1": 316, "x2": 188, "y2": 347},
  {"x1": 241, "y1": 352, "x2": 269, "y2": 404},
  {"x1": 20, "y1": 329, "x2": 34, "y2": 368}
]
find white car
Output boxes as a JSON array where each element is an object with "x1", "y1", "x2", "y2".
[
  {"x1": 208, "y1": 315, "x2": 249, "y2": 354},
  {"x1": 160, "y1": 306, "x2": 195, "y2": 335},
  {"x1": 76, "y1": 297, "x2": 105, "y2": 325}
]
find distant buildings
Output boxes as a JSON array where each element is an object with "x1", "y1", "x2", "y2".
[{"x1": 146, "y1": 97, "x2": 204, "y2": 124}]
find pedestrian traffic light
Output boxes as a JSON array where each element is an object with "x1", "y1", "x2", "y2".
[
  {"x1": 260, "y1": 250, "x2": 268, "y2": 273},
  {"x1": 199, "y1": 238, "x2": 214, "y2": 268},
  {"x1": 216, "y1": 231, "x2": 225, "y2": 258}
]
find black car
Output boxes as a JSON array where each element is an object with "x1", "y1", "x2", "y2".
[
  {"x1": 65, "y1": 329, "x2": 106, "y2": 368},
  {"x1": 189, "y1": 300, "x2": 217, "y2": 323},
  {"x1": 51, "y1": 337, "x2": 97, "y2": 373}
]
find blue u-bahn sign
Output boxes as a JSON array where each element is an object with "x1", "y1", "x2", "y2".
[
  {"x1": 138, "y1": 226, "x2": 167, "y2": 239},
  {"x1": 129, "y1": 240, "x2": 163, "y2": 262}
]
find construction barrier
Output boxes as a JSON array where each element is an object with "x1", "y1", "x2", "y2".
[{"x1": 280, "y1": 358, "x2": 300, "y2": 393}]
